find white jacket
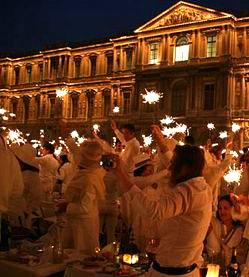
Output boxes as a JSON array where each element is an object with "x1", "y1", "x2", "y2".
[{"x1": 0, "y1": 141, "x2": 24, "y2": 215}]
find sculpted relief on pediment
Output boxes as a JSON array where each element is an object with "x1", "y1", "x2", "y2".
[{"x1": 153, "y1": 7, "x2": 217, "y2": 28}]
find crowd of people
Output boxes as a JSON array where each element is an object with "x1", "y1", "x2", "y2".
[{"x1": 1, "y1": 120, "x2": 249, "y2": 276}]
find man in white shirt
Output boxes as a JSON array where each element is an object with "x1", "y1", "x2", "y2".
[
  {"x1": 36, "y1": 142, "x2": 59, "y2": 196},
  {"x1": 111, "y1": 120, "x2": 140, "y2": 173}
]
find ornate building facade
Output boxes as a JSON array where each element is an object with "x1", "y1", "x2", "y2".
[{"x1": 0, "y1": 1, "x2": 249, "y2": 144}]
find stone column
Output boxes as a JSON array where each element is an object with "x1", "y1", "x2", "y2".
[{"x1": 161, "y1": 35, "x2": 166, "y2": 64}]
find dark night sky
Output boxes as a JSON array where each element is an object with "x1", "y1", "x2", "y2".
[{"x1": 1, "y1": 0, "x2": 249, "y2": 55}]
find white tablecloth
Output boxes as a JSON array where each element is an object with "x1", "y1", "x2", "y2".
[
  {"x1": 64, "y1": 264, "x2": 146, "y2": 277},
  {"x1": 0, "y1": 250, "x2": 83, "y2": 277}
]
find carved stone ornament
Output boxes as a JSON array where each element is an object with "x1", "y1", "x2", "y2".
[{"x1": 156, "y1": 7, "x2": 216, "y2": 27}]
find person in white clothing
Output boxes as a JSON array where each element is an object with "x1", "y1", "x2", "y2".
[
  {"x1": 62, "y1": 140, "x2": 106, "y2": 254},
  {"x1": 56, "y1": 154, "x2": 74, "y2": 194},
  {"x1": 111, "y1": 120, "x2": 140, "y2": 173},
  {"x1": 36, "y1": 141, "x2": 59, "y2": 196},
  {"x1": 112, "y1": 141, "x2": 212, "y2": 277},
  {"x1": 12, "y1": 143, "x2": 42, "y2": 222}
]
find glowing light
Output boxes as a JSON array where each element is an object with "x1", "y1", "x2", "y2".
[
  {"x1": 54, "y1": 146, "x2": 62, "y2": 156},
  {"x1": 142, "y1": 135, "x2": 153, "y2": 147},
  {"x1": 161, "y1": 123, "x2": 188, "y2": 138},
  {"x1": 2, "y1": 116, "x2": 8, "y2": 121},
  {"x1": 0, "y1": 108, "x2": 7, "y2": 115},
  {"x1": 71, "y1": 130, "x2": 79, "y2": 139},
  {"x1": 113, "y1": 106, "x2": 120, "y2": 113},
  {"x1": 160, "y1": 115, "x2": 174, "y2": 125},
  {"x1": 232, "y1": 122, "x2": 241, "y2": 133},
  {"x1": 93, "y1": 124, "x2": 100, "y2": 133},
  {"x1": 141, "y1": 89, "x2": 162, "y2": 104},
  {"x1": 56, "y1": 88, "x2": 68, "y2": 98},
  {"x1": 229, "y1": 150, "x2": 239, "y2": 159},
  {"x1": 7, "y1": 129, "x2": 25, "y2": 145},
  {"x1": 219, "y1": 131, "x2": 228, "y2": 139},
  {"x1": 9, "y1": 113, "x2": 16, "y2": 117},
  {"x1": 224, "y1": 166, "x2": 242, "y2": 184},
  {"x1": 207, "y1": 123, "x2": 215, "y2": 130},
  {"x1": 179, "y1": 141, "x2": 185, "y2": 146}
]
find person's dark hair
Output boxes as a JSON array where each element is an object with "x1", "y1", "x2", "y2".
[
  {"x1": 169, "y1": 145, "x2": 205, "y2": 185},
  {"x1": 216, "y1": 194, "x2": 241, "y2": 226},
  {"x1": 121, "y1": 124, "x2": 135, "y2": 134},
  {"x1": 184, "y1": 135, "x2": 195, "y2": 145},
  {"x1": 43, "y1": 141, "x2": 55, "y2": 154},
  {"x1": 60, "y1": 154, "x2": 69, "y2": 164},
  {"x1": 134, "y1": 164, "x2": 149, "y2": 177}
]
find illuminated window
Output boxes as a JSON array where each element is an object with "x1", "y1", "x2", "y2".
[
  {"x1": 149, "y1": 42, "x2": 159, "y2": 64},
  {"x1": 203, "y1": 84, "x2": 215, "y2": 110},
  {"x1": 175, "y1": 37, "x2": 189, "y2": 62},
  {"x1": 207, "y1": 35, "x2": 216, "y2": 58}
]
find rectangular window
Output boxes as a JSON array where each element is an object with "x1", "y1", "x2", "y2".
[
  {"x1": 14, "y1": 67, "x2": 20, "y2": 85},
  {"x1": 90, "y1": 56, "x2": 97, "y2": 76},
  {"x1": 204, "y1": 84, "x2": 215, "y2": 111},
  {"x1": 71, "y1": 96, "x2": 79, "y2": 118},
  {"x1": 123, "y1": 91, "x2": 131, "y2": 114},
  {"x1": 106, "y1": 55, "x2": 113, "y2": 75},
  {"x1": 149, "y1": 43, "x2": 159, "y2": 64},
  {"x1": 74, "y1": 59, "x2": 81, "y2": 78},
  {"x1": 175, "y1": 45, "x2": 189, "y2": 62},
  {"x1": 39, "y1": 63, "x2": 43, "y2": 82},
  {"x1": 51, "y1": 57, "x2": 59, "y2": 78},
  {"x1": 207, "y1": 35, "x2": 217, "y2": 58},
  {"x1": 26, "y1": 65, "x2": 32, "y2": 83},
  {"x1": 49, "y1": 98, "x2": 55, "y2": 118},
  {"x1": 125, "y1": 48, "x2": 133, "y2": 69}
]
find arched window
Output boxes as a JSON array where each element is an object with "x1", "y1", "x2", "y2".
[
  {"x1": 171, "y1": 81, "x2": 187, "y2": 116},
  {"x1": 175, "y1": 37, "x2": 189, "y2": 62},
  {"x1": 86, "y1": 89, "x2": 96, "y2": 118}
]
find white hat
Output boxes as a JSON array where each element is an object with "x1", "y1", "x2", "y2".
[
  {"x1": 78, "y1": 140, "x2": 103, "y2": 169},
  {"x1": 12, "y1": 143, "x2": 39, "y2": 169},
  {"x1": 133, "y1": 153, "x2": 151, "y2": 171}
]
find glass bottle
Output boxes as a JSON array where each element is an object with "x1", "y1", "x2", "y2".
[
  {"x1": 227, "y1": 248, "x2": 241, "y2": 277},
  {"x1": 52, "y1": 225, "x2": 64, "y2": 264}
]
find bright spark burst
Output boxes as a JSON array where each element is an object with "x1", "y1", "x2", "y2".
[
  {"x1": 160, "y1": 115, "x2": 174, "y2": 125},
  {"x1": 56, "y1": 88, "x2": 68, "y2": 98},
  {"x1": 141, "y1": 89, "x2": 162, "y2": 104},
  {"x1": 161, "y1": 123, "x2": 188, "y2": 137},
  {"x1": 219, "y1": 131, "x2": 228, "y2": 139},
  {"x1": 207, "y1": 123, "x2": 215, "y2": 130},
  {"x1": 113, "y1": 106, "x2": 120, "y2": 113},
  {"x1": 71, "y1": 130, "x2": 79, "y2": 139},
  {"x1": 0, "y1": 108, "x2": 7, "y2": 115},
  {"x1": 224, "y1": 166, "x2": 242, "y2": 184},
  {"x1": 7, "y1": 129, "x2": 26, "y2": 145},
  {"x1": 231, "y1": 122, "x2": 241, "y2": 133},
  {"x1": 93, "y1": 124, "x2": 100, "y2": 133},
  {"x1": 142, "y1": 135, "x2": 153, "y2": 147}
]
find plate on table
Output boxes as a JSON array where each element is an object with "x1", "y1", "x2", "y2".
[{"x1": 80, "y1": 255, "x2": 107, "y2": 267}]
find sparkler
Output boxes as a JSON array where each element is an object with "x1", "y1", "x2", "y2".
[
  {"x1": 142, "y1": 135, "x2": 153, "y2": 147},
  {"x1": 56, "y1": 88, "x2": 68, "y2": 99},
  {"x1": 93, "y1": 124, "x2": 100, "y2": 133},
  {"x1": 207, "y1": 123, "x2": 215, "y2": 130},
  {"x1": 231, "y1": 122, "x2": 241, "y2": 133},
  {"x1": 160, "y1": 115, "x2": 174, "y2": 126},
  {"x1": 0, "y1": 108, "x2": 7, "y2": 115},
  {"x1": 219, "y1": 131, "x2": 228, "y2": 139},
  {"x1": 223, "y1": 165, "x2": 242, "y2": 185},
  {"x1": 113, "y1": 106, "x2": 120, "y2": 113},
  {"x1": 7, "y1": 129, "x2": 26, "y2": 145},
  {"x1": 71, "y1": 130, "x2": 79, "y2": 139},
  {"x1": 141, "y1": 89, "x2": 162, "y2": 104}
]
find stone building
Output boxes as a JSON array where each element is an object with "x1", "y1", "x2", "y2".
[{"x1": 0, "y1": 1, "x2": 249, "y2": 145}]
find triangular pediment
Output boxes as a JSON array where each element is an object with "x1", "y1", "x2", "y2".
[{"x1": 135, "y1": 1, "x2": 234, "y2": 33}]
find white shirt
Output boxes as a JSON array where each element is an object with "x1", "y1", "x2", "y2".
[
  {"x1": 57, "y1": 162, "x2": 75, "y2": 193},
  {"x1": 114, "y1": 129, "x2": 140, "y2": 173},
  {"x1": 36, "y1": 154, "x2": 59, "y2": 192},
  {"x1": 126, "y1": 176, "x2": 212, "y2": 267},
  {"x1": 0, "y1": 145, "x2": 24, "y2": 215}
]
